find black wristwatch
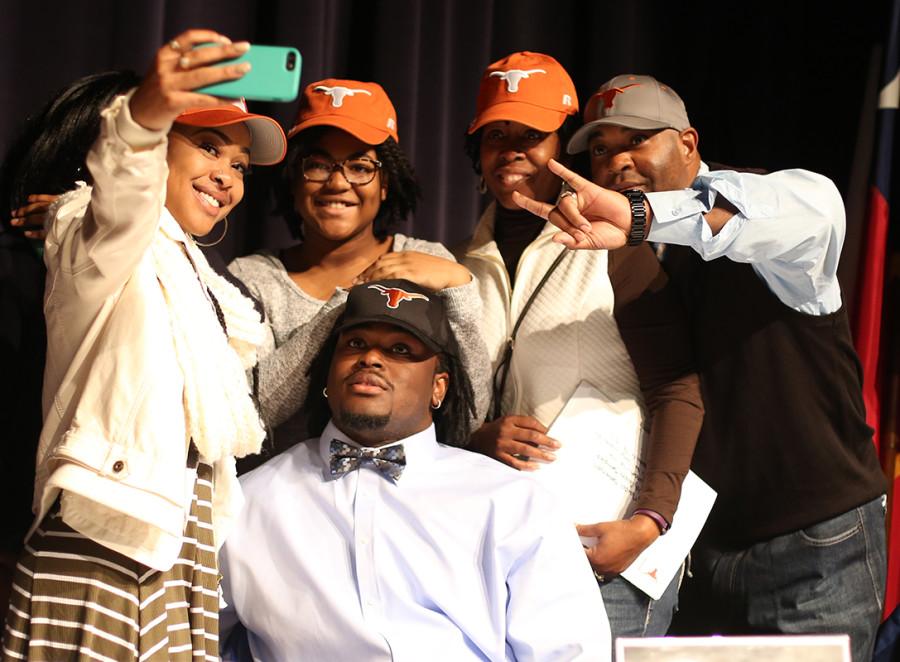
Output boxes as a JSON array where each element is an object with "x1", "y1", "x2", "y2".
[{"x1": 622, "y1": 189, "x2": 648, "y2": 246}]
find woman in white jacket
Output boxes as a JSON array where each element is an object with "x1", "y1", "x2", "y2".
[{"x1": 2, "y1": 29, "x2": 286, "y2": 661}]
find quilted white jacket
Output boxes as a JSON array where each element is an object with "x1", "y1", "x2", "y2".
[{"x1": 456, "y1": 203, "x2": 644, "y2": 426}]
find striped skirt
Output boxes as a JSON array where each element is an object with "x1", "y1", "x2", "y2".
[{"x1": 2, "y1": 464, "x2": 219, "y2": 661}]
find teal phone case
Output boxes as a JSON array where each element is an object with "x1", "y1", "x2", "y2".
[{"x1": 196, "y1": 45, "x2": 301, "y2": 103}]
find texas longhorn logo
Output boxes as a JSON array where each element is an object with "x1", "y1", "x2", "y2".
[
  {"x1": 595, "y1": 83, "x2": 640, "y2": 110},
  {"x1": 369, "y1": 284, "x2": 430, "y2": 309},
  {"x1": 314, "y1": 85, "x2": 372, "y2": 108},
  {"x1": 489, "y1": 68, "x2": 547, "y2": 93}
]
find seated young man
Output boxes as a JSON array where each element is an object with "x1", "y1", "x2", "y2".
[{"x1": 218, "y1": 279, "x2": 610, "y2": 661}]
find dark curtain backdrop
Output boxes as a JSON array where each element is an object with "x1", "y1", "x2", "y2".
[{"x1": 0, "y1": 0, "x2": 890, "y2": 303}]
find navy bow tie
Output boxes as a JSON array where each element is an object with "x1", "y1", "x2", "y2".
[{"x1": 329, "y1": 439, "x2": 406, "y2": 482}]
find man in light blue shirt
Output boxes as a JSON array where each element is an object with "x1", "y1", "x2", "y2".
[
  {"x1": 219, "y1": 278, "x2": 610, "y2": 661},
  {"x1": 514, "y1": 75, "x2": 887, "y2": 662}
]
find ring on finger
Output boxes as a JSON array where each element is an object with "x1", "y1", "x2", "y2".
[
  {"x1": 178, "y1": 55, "x2": 191, "y2": 70},
  {"x1": 169, "y1": 39, "x2": 181, "y2": 51},
  {"x1": 558, "y1": 189, "x2": 577, "y2": 203}
]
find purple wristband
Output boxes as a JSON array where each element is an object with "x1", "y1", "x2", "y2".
[{"x1": 632, "y1": 509, "x2": 669, "y2": 535}]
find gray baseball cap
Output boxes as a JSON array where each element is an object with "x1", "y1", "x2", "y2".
[{"x1": 567, "y1": 74, "x2": 690, "y2": 154}]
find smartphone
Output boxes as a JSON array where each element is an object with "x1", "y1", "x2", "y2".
[{"x1": 195, "y1": 44, "x2": 301, "y2": 103}]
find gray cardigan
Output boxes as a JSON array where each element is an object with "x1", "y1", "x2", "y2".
[{"x1": 229, "y1": 233, "x2": 490, "y2": 448}]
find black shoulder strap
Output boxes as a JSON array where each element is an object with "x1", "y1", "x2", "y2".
[{"x1": 489, "y1": 247, "x2": 568, "y2": 420}]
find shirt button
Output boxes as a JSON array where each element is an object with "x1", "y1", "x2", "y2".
[{"x1": 112, "y1": 460, "x2": 125, "y2": 473}]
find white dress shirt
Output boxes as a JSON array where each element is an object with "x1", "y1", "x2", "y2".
[
  {"x1": 219, "y1": 421, "x2": 610, "y2": 661},
  {"x1": 647, "y1": 162, "x2": 845, "y2": 315}
]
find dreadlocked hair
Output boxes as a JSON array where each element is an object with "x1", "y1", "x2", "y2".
[
  {"x1": 303, "y1": 335, "x2": 477, "y2": 446},
  {"x1": 462, "y1": 113, "x2": 584, "y2": 176},
  {"x1": 278, "y1": 128, "x2": 421, "y2": 241},
  {"x1": 431, "y1": 351, "x2": 477, "y2": 445},
  {"x1": 304, "y1": 333, "x2": 339, "y2": 439}
]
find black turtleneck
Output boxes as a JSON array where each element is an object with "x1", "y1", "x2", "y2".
[{"x1": 493, "y1": 205, "x2": 546, "y2": 286}]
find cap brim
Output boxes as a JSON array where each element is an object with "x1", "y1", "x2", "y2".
[
  {"x1": 336, "y1": 316, "x2": 447, "y2": 356},
  {"x1": 288, "y1": 115, "x2": 395, "y2": 145},
  {"x1": 177, "y1": 108, "x2": 287, "y2": 165},
  {"x1": 567, "y1": 116, "x2": 674, "y2": 154},
  {"x1": 468, "y1": 101, "x2": 571, "y2": 134}
]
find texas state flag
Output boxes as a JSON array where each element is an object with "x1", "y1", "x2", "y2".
[{"x1": 854, "y1": 0, "x2": 899, "y2": 622}]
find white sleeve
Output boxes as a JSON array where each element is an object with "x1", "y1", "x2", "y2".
[
  {"x1": 505, "y1": 492, "x2": 611, "y2": 661},
  {"x1": 47, "y1": 91, "x2": 170, "y2": 306},
  {"x1": 646, "y1": 168, "x2": 845, "y2": 315}
]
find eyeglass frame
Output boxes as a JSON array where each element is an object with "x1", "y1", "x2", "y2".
[{"x1": 299, "y1": 155, "x2": 384, "y2": 186}]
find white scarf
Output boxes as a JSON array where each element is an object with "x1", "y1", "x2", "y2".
[{"x1": 152, "y1": 212, "x2": 266, "y2": 463}]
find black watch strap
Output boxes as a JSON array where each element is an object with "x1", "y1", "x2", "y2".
[{"x1": 623, "y1": 189, "x2": 648, "y2": 246}]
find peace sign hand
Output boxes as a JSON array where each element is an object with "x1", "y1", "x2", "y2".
[{"x1": 511, "y1": 159, "x2": 638, "y2": 250}]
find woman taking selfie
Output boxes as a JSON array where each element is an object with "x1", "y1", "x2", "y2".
[
  {"x1": 2, "y1": 30, "x2": 285, "y2": 661},
  {"x1": 229, "y1": 79, "x2": 488, "y2": 458}
]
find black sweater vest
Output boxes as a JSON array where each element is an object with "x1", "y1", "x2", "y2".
[{"x1": 664, "y1": 227, "x2": 886, "y2": 547}]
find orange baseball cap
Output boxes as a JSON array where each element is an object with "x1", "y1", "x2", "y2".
[
  {"x1": 287, "y1": 79, "x2": 399, "y2": 144},
  {"x1": 175, "y1": 98, "x2": 287, "y2": 166},
  {"x1": 467, "y1": 51, "x2": 578, "y2": 134}
]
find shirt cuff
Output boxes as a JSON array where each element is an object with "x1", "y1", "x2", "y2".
[
  {"x1": 645, "y1": 189, "x2": 710, "y2": 245},
  {"x1": 114, "y1": 89, "x2": 170, "y2": 150}
]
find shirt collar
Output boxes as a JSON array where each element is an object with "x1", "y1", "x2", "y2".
[{"x1": 318, "y1": 419, "x2": 440, "y2": 481}]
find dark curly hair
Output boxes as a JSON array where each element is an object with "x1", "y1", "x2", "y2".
[
  {"x1": 462, "y1": 113, "x2": 583, "y2": 176},
  {"x1": 304, "y1": 332, "x2": 477, "y2": 447},
  {"x1": 278, "y1": 127, "x2": 421, "y2": 240}
]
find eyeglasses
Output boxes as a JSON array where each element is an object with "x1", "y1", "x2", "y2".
[{"x1": 300, "y1": 155, "x2": 383, "y2": 185}]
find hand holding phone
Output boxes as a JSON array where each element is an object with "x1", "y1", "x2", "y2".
[{"x1": 194, "y1": 44, "x2": 302, "y2": 103}]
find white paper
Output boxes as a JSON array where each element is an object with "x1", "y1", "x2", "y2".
[
  {"x1": 620, "y1": 471, "x2": 716, "y2": 599},
  {"x1": 533, "y1": 381, "x2": 716, "y2": 600}
]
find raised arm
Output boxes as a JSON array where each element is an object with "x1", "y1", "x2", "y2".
[
  {"x1": 47, "y1": 30, "x2": 251, "y2": 305},
  {"x1": 514, "y1": 159, "x2": 844, "y2": 314}
]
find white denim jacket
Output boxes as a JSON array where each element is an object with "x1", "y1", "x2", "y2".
[{"x1": 33, "y1": 93, "x2": 244, "y2": 571}]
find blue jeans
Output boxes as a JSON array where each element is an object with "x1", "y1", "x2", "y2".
[
  {"x1": 599, "y1": 567, "x2": 680, "y2": 652},
  {"x1": 671, "y1": 496, "x2": 887, "y2": 662}
]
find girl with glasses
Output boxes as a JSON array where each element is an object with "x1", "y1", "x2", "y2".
[{"x1": 229, "y1": 79, "x2": 489, "y2": 464}]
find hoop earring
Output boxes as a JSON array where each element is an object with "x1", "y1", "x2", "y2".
[
  {"x1": 193, "y1": 216, "x2": 228, "y2": 247},
  {"x1": 431, "y1": 399, "x2": 443, "y2": 410},
  {"x1": 322, "y1": 387, "x2": 328, "y2": 398},
  {"x1": 476, "y1": 176, "x2": 487, "y2": 195}
]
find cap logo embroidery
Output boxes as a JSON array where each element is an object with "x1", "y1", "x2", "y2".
[
  {"x1": 387, "y1": 117, "x2": 396, "y2": 130},
  {"x1": 369, "y1": 284, "x2": 430, "y2": 309},
  {"x1": 313, "y1": 85, "x2": 373, "y2": 108},
  {"x1": 596, "y1": 84, "x2": 640, "y2": 110},
  {"x1": 489, "y1": 68, "x2": 547, "y2": 93},
  {"x1": 562, "y1": 93, "x2": 572, "y2": 106}
]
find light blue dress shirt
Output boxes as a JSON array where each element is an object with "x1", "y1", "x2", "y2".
[
  {"x1": 219, "y1": 421, "x2": 610, "y2": 661},
  {"x1": 646, "y1": 162, "x2": 845, "y2": 315}
]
